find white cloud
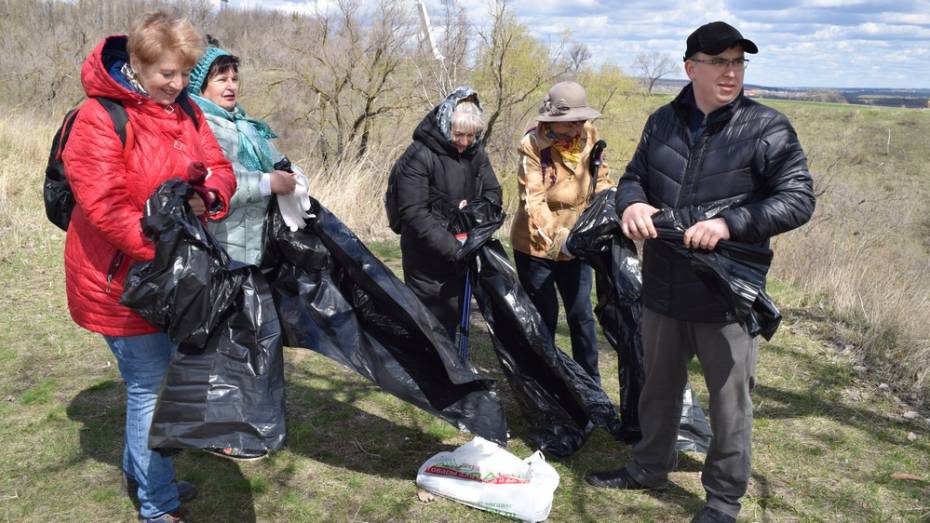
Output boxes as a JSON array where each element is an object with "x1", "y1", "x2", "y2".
[
  {"x1": 812, "y1": 25, "x2": 846, "y2": 39},
  {"x1": 245, "y1": 0, "x2": 930, "y2": 88}
]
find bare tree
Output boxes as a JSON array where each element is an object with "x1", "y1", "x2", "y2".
[
  {"x1": 268, "y1": 0, "x2": 416, "y2": 162},
  {"x1": 472, "y1": 0, "x2": 571, "y2": 149},
  {"x1": 436, "y1": 0, "x2": 470, "y2": 89},
  {"x1": 567, "y1": 42, "x2": 591, "y2": 73},
  {"x1": 2, "y1": 0, "x2": 636, "y2": 174},
  {"x1": 633, "y1": 51, "x2": 678, "y2": 94}
]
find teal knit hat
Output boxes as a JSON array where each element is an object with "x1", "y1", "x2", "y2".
[{"x1": 188, "y1": 46, "x2": 231, "y2": 94}]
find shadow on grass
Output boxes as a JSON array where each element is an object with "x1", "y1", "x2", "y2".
[
  {"x1": 282, "y1": 350, "x2": 485, "y2": 481},
  {"x1": 754, "y1": 342, "x2": 928, "y2": 447},
  {"x1": 66, "y1": 379, "x2": 257, "y2": 522},
  {"x1": 747, "y1": 339, "x2": 930, "y2": 520},
  {"x1": 563, "y1": 441, "x2": 706, "y2": 522}
]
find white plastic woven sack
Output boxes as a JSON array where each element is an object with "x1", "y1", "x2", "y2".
[{"x1": 416, "y1": 437, "x2": 560, "y2": 522}]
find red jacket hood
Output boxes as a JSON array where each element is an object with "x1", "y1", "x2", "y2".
[{"x1": 81, "y1": 35, "x2": 143, "y2": 103}]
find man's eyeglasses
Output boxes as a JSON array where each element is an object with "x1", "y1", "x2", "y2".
[{"x1": 690, "y1": 57, "x2": 749, "y2": 71}]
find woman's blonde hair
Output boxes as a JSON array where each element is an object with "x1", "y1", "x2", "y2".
[
  {"x1": 451, "y1": 101, "x2": 485, "y2": 135},
  {"x1": 128, "y1": 11, "x2": 204, "y2": 69}
]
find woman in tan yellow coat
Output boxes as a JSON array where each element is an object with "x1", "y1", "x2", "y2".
[{"x1": 510, "y1": 81, "x2": 614, "y2": 384}]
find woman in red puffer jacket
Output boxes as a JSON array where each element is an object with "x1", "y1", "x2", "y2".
[{"x1": 61, "y1": 11, "x2": 235, "y2": 523}]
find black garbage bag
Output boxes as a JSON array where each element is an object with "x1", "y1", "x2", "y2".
[
  {"x1": 566, "y1": 188, "x2": 645, "y2": 443},
  {"x1": 262, "y1": 198, "x2": 509, "y2": 445},
  {"x1": 448, "y1": 201, "x2": 622, "y2": 457},
  {"x1": 448, "y1": 198, "x2": 505, "y2": 262},
  {"x1": 120, "y1": 178, "x2": 234, "y2": 347},
  {"x1": 473, "y1": 240, "x2": 622, "y2": 457},
  {"x1": 122, "y1": 179, "x2": 286, "y2": 452},
  {"x1": 567, "y1": 188, "x2": 713, "y2": 451},
  {"x1": 677, "y1": 383, "x2": 712, "y2": 453},
  {"x1": 651, "y1": 204, "x2": 781, "y2": 340}
]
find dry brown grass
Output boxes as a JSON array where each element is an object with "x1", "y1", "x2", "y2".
[
  {"x1": 0, "y1": 110, "x2": 58, "y2": 254},
  {"x1": 768, "y1": 100, "x2": 930, "y2": 399},
  {"x1": 298, "y1": 142, "x2": 400, "y2": 241}
]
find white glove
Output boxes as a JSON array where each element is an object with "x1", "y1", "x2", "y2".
[
  {"x1": 276, "y1": 172, "x2": 314, "y2": 231},
  {"x1": 259, "y1": 173, "x2": 272, "y2": 196}
]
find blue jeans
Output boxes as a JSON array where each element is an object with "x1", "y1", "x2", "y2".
[
  {"x1": 104, "y1": 333, "x2": 179, "y2": 518},
  {"x1": 513, "y1": 251, "x2": 600, "y2": 383}
]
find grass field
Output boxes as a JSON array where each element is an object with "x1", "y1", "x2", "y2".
[
  {"x1": 1, "y1": 237, "x2": 929, "y2": 522},
  {"x1": 1, "y1": 102, "x2": 930, "y2": 521}
]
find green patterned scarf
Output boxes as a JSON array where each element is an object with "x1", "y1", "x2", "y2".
[{"x1": 190, "y1": 93, "x2": 278, "y2": 172}]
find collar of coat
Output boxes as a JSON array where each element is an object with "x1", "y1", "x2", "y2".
[
  {"x1": 532, "y1": 121, "x2": 600, "y2": 169},
  {"x1": 671, "y1": 83, "x2": 745, "y2": 135}
]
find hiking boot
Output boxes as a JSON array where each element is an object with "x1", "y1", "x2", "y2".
[
  {"x1": 691, "y1": 506, "x2": 736, "y2": 523},
  {"x1": 123, "y1": 474, "x2": 198, "y2": 503},
  {"x1": 144, "y1": 508, "x2": 189, "y2": 523},
  {"x1": 204, "y1": 447, "x2": 268, "y2": 462},
  {"x1": 585, "y1": 468, "x2": 665, "y2": 490}
]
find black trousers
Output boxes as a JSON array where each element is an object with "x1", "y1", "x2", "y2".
[{"x1": 513, "y1": 250, "x2": 599, "y2": 383}]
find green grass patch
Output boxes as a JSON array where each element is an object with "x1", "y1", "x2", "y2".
[
  {"x1": 18, "y1": 378, "x2": 58, "y2": 405},
  {"x1": 2, "y1": 237, "x2": 929, "y2": 522}
]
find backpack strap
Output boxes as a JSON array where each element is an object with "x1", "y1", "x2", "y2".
[
  {"x1": 422, "y1": 146, "x2": 448, "y2": 206},
  {"x1": 176, "y1": 95, "x2": 201, "y2": 130},
  {"x1": 524, "y1": 126, "x2": 554, "y2": 181},
  {"x1": 587, "y1": 140, "x2": 607, "y2": 202},
  {"x1": 93, "y1": 97, "x2": 134, "y2": 162},
  {"x1": 53, "y1": 109, "x2": 82, "y2": 162},
  {"x1": 540, "y1": 146, "x2": 553, "y2": 173}
]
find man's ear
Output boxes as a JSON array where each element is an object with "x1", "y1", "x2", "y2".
[{"x1": 684, "y1": 60, "x2": 695, "y2": 81}]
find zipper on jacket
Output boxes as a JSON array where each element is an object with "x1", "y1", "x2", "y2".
[
  {"x1": 105, "y1": 251, "x2": 125, "y2": 294},
  {"x1": 674, "y1": 132, "x2": 711, "y2": 209}
]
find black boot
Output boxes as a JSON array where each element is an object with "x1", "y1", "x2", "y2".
[
  {"x1": 585, "y1": 468, "x2": 664, "y2": 490},
  {"x1": 691, "y1": 506, "x2": 736, "y2": 523}
]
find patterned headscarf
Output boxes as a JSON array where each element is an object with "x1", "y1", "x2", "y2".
[{"x1": 434, "y1": 86, "x2": 482, "y2": 142}]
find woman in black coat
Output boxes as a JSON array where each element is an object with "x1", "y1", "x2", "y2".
[{"x1": 395, "y1": 87, "x2": 502, "y2": 337}]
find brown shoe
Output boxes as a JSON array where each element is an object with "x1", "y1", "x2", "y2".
[
  {"x1": 123, "y1": 474, "x2": 197, "y2": 503},
  {"x1": 144, "y1": 507, "x2": 189, "y2": 523}
]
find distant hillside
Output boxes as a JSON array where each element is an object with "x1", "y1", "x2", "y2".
[{"x1": 648, "y1": 78, "x2": 930, "y2": 109}]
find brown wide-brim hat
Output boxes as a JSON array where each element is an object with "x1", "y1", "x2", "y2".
[{"x1": 536, "y1": 81, "x2": 602, "y2": 122}]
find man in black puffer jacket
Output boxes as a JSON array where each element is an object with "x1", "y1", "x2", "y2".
[
  {"x1": 396, "y1": 87, "x2": 502, "y2": 337},
  {"x1": 585, "y1": 22, "x2": 815, "y2": 523}
]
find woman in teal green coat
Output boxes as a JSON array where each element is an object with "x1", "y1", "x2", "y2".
[
  {"x1": 187, "y1": 45, "x2": 307, "y2": 461},
  {"x1": 188, "y1": 45, "x2": 306, "y2": 266}
]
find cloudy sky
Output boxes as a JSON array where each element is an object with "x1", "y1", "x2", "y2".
[{"x1": 213, "y1": 0, "x2": 930, "y2": 89}]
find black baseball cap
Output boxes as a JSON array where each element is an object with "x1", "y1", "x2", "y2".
[{"x1": 684, "y1": 21, "x2": 758, "y2": 60}]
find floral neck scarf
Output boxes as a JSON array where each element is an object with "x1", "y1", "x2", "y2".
[
  {"x1": 549, "y1": 133, "x2": 583, "y2": 167},
  {"x1": 120, "y1": 63, "x2": 149, "y2": 96}
]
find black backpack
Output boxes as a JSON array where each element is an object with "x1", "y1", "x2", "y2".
[
  {"x1": 383, "y1": 161, "x2": 404, "y2": 234},
  {"x1": 44, "y1": 96, "x2": 199, "y2": 231},
  {"x1": 384, "y1": 143, "x2": 485, "y2": 234},
  {"x1": 384, "y1": 144, "x2": 437, "y2": 234}
]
